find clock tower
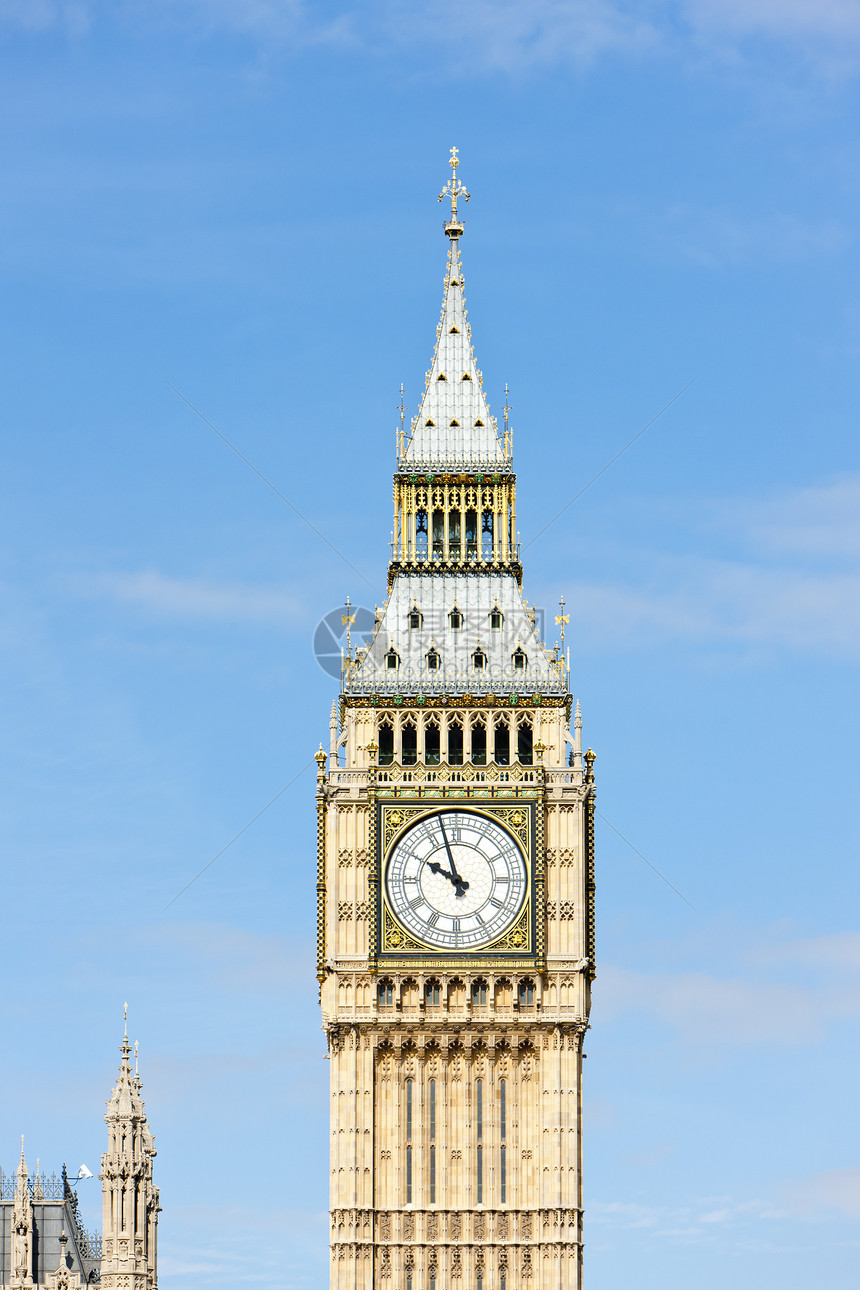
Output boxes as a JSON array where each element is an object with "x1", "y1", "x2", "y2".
[{"x1": 317, "y1": 149, "x2": 595, "y2": 1290}]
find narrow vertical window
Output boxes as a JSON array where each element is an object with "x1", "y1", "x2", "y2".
[
  {"x1": 378, "y1": 723, "x2": 394, "y2": 766},
  {"x1": 430, "y1": 1145, "x2": 436, "y2": 1204},
  {"x1": 405, "y1": 1077, "x2": 413, "y2": 1204},
  {"x1": 430, "y1": 1079, "x2": 436, "y2": 1141},
  {"x1": 500, "y1": 1078, "x2": 507, "y2": 1140},
  {"x1": 430, "y1": 1274, "x2": 436, "y2": 1290},
  {"x1": 402, "y1": 723, "x2": 418, "y2": 766},
  {"x1": 476, "y1": 1076, "x2": 483, "y2": 1205},
  {"x1": 406, "y1": 1276, "x2": 412, "y2": 1290},
  {"x1": 494, "y1": 720, "x2": 510, "y2": 766},
  {"x1": 447, "y1": 720, "x2": 464, "y2": 765},
  {"x1": 500, "y1": 1274, "x2": 506, "y2": 1290},
  {"x1": 477, "y1": 1272, "x2": 483, "y2": 1290},
  {"x1": 424, "y1": 722, "x2": 441, "y2": 765},
  {"x1": 500, "y1": 1144, "x2": 506, "y2": 1204}
]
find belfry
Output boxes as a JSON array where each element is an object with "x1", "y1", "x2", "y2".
[{"x1": 317, "y1": 149, "x2": 596, "y2": 1289}]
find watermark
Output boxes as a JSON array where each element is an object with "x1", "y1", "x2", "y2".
[{"x1": 313, "y1": 603, "x2": 381, "y2": 679}]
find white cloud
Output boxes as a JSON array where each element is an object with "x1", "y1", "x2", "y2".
[
  {"x1": 651, "y1": 206, "x2": 851, "y2": 267},
  {"x1": 10, "y1": 0, "x2": 860, "y2": 75},
  {"x1": 782, "y1": 1167, "x2": 860, "y2": 1220},
  {"x1": 599, "y1": 924, "x2": 860, "y2": 1046},
  {"x1": 562, "y1": 474, "x2": 860, "y2": 660},
  {"x1": 0, "y1": 0, "x2": 89, "y2": 32},
  {"x1": 76, "y1": 570, "x2": 309, "y2": 626}
]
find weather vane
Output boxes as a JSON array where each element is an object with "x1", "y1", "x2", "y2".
[
  {"x1": 555, "y1": 595, "x2": 569, "y2": 645},
  {"x1": 439, "y1": 146, "x2": 470, "y2": 227}
]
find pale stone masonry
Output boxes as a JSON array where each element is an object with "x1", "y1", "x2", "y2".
[
  {"x1": 317, "y1": 150, "x2": 596, "y2": 1290},
  {"x1": 1, "y1": 1028, "x2": 158, "y2": 1290}
]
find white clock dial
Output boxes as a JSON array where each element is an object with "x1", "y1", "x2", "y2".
[{"x1": 385, "y1": 809, "x2": 527, "y2": 950}]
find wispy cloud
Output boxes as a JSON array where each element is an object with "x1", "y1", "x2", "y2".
[
  {"x1": 782, "y1": 1167, "x2": 860, "y2": 1220},
  {"x1": 562, "y1": 474, "x2": 860, "y2": 660},
  {"x1": 75, "y1": 570, "x2": 309, "y2": 626},
  {"x1": 646, "y1": 206, "x2": 852, "y2": 267},
  {"x1": 599, "y1": 924, "x2": 860, "y2": 1047},
  {"x1": 7, "y1": 0, "x2": 860, "y2": 76}
]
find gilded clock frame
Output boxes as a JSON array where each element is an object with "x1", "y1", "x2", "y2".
[{"x1": 374, "y1": 798, "x2": 537, "y2": 967}]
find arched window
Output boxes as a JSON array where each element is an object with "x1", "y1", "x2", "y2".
[
  {"x1": 449, "y1": 507, "x2": 461, "y2": 552},
  {"x1": 470, "y1": 720, "x2": 487, "y2": 765},
  {"x1": 416, "y1": 509, "x2": 428, "y2": 559},
  {"x1": 425, "y1": 980, "x2": 441, "y2": 1005},
  {"x1": 378, "y1": 979, "x2": 394, "y2": 1005},
  {"x1": 513, "y1": 648, "x2": 527, "y2": 670},
  {"x1": 432, "y1": 511, "x2": 444, "y2": 559},
  {"x1": 472, "y1": 649, "x2": 487, "y2": 670},
  {"x1": 409, "y1": 607, "x2": 422, "y2": 629},
  {"x1": 490, "y1": 607, "x2": 503, "y2": 629},
  {"x1": 494, "y1": 719, "x2": 510, "y2": 766},
  {"x1": 517, "y1": 717, "x2": 533, "y2": 766},
  {"x1": 482, "y1": 509, "x2": 494, "y2": 558},
  {"x1": 518, "y1": 979, "x2": 535, "y2": 1006},
  {"x1": 385, "y1": 649, "x2": 399, "y2": 671},
  {"x1": 424, "y1": 719, "x2": 440, "y2": 766},
  {"x1": 465, "y1": 508, "x2": 478, "y2": 558},
  {"x1": 447, "y1": 716, "x2": 464, "y2": 766},
  {"x1": 472, "y1": 980, "x2": 488, "y2": 1005},
  {"x1": 378, "y1": 718, "x2": 394, "y2": 766},
  {"x1": 401, "y1": 718, "x2": 417, "y2": 766},
  {"x1": 426, "y1": 648, "x2": 440, "y2": 671},
  {"x1": 449, "y1": 607, "x2": 463, "y2": 630}
]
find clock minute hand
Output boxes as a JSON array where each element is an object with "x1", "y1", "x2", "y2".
[{"x1": 438, "y1": 818, "x2": 469, "y2": 895}]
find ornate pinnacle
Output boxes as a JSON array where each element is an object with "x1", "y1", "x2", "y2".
[{"x1": 439, "y1": 146, "x2": 469, "y2": 236}]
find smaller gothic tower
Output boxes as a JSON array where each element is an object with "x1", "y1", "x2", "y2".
[
  {"x1": 99, "y1": 1014, "x2": 159, "y2": 1290},
  {"x1": 9, "y1": 1141, "x2": 35, "y2": 1289}
]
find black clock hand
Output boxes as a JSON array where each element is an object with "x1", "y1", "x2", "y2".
[
  {"x1": 428, "y1": 860, "x2": 471, "y2": 897},
  {"x1": 438, "y1": 818, "x2": 469, "y2": 895}
]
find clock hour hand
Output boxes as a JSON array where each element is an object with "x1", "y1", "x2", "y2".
[
  {"x1": 428, "y1": 860, "x2": 470, "y2": 897},
  {"x1": 437, "y1": 819, "x2": 469, "y2": 896}
]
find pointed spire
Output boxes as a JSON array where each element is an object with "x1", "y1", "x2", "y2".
[
  {"x1": 101, "y1": 1022, "x2": 159, "y2": 1290},
  {"x1": 10, "y1": 1138, "x2": 34, "y2": 1289},
  {"x1": 401, "y1": 151, "x2": 508, "y2": 474}
]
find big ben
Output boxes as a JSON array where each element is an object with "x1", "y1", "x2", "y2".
[{"x1": 316, "y1": 149, "x2": 596, "y2": 1290}]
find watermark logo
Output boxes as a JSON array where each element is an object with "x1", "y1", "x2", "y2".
[{"x1": 313, "y1": 603, "x2": 380, "y2": 679}]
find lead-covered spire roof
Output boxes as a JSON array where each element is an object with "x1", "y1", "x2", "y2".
[{"x1": 400, "y1": 149, "x2": 509, "y2": 475}]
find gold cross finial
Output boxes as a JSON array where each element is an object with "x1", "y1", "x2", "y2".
[
  {"x1": 439, "y1": 146, "x2": 469, "y2": 233},
  {"x1": 555, "y1": 595, "x2": 569, "y2": 644}
]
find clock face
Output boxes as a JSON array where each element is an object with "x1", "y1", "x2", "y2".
[{"x1": 385, "y1": 809, "x2": 528, "y2": 950}]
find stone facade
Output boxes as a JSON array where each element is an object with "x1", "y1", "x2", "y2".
[
  {"x1": 317, "y1": 152, "x2": 596, "y2": 1289},
  {"x1": 1, "y1": 1029, "x2": 158, "y2": 1290}
]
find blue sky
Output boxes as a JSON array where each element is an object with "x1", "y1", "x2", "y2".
[{"x1": 1, "y1": 3, "x2": 859, "y2": 1287}]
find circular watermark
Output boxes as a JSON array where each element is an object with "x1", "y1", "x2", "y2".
[{"x1": 313, "y1": 603, "x2": 382, "y2": 679}]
